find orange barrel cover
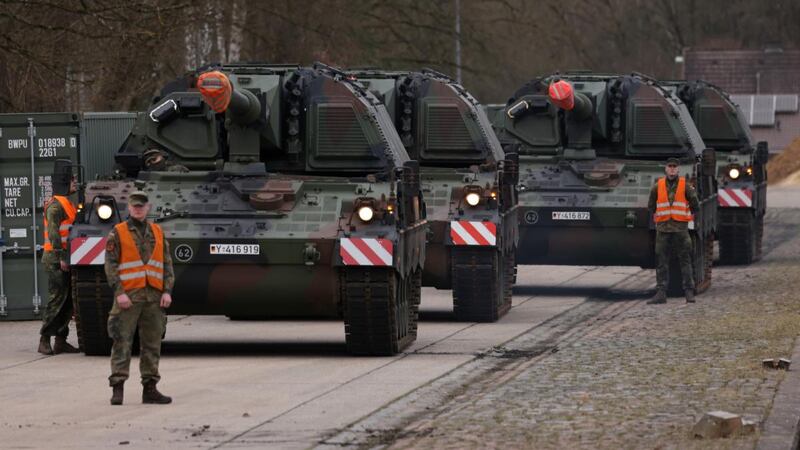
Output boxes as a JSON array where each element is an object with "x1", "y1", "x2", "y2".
[
  {"x1": 548, "y1": 80, "x2": 575, "y2": 111},
  {"x1": 197, "y1": 71, "x2": 233, "y2": 113}
]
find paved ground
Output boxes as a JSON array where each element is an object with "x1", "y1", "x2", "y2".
[
  {"x1": 0, "y1": 263, "x2": 639, "y2": 449},
  {"x1": 321, "y1": 207, "x2": 800, "y2": 449},
  {"x1": 2, "y1": 188, "x2": 798, "y2": 450}
]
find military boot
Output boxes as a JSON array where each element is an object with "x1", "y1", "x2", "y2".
[
  {"x1": 37, "y1": 336, "x2": 53, "y2": 355},
  {"x1": 646, "y1": 290, "x2": 667, "y2": 305},
  {"x1": 685, "y1": 290, "x2": 695, "y2": 303},
  {"x1": 110, "y1": 383, "x2": 124, "y2": 405},
  {"x1": 142, "y1": 381, "x2": 172, "y2": 404},
  {"x1": 53, "y1": 337, "x2": 80, "y2": 354}
]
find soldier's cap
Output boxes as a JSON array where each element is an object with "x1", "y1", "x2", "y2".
[
  {"x1": 128, "y1": 190, "x2": 149, "y2": 206},
  {"x1": 666, "y1": 157, "x2": 680, "y2": 166}
]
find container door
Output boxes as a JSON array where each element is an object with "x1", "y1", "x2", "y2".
[{"x1": 0, "y1": 113, "x2": 80, "y2": 320}]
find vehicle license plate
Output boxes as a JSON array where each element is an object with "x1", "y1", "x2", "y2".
[
  {"x1": 551, "y1": 211, "x2": 591, "y2": 221},
  {"x1": 209, "y1": 244, "x2": 260, "y2": 255}
]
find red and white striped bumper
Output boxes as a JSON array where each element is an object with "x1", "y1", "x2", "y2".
[
  {"x1": 339, "y1": 238, "x2": 393, "y2": 266},
  {"x1": 70, "y1": 237, "x2": 107, "y2": 265},
  {"x1": 450, "y1": 221, "x2": 497, "y2": 246},
  {"x1": 718, "y1": 188, "x2": 752, "y2": 207}
]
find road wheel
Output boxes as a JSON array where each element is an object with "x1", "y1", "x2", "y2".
[
  {"x1": 452, "y1": 248, "x2": 509, "y2": 322},
  {"x1": 342, "y1": 267, "x2": 417, "y2": 356}
]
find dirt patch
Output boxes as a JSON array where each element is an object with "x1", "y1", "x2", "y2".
[{"x1": 768, "y1": 137, "x2": 800, "y2": 185}]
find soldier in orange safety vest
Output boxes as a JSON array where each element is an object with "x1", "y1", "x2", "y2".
[
  {"x1": 647, "y1": 157, "x2": 701, "y2": 304},
  {"x1": 38, "y1": 173, "x2": 80, "y2": 355},
  {"x1": 104, "y1": 190, "x2": 175, "y2": 405}
]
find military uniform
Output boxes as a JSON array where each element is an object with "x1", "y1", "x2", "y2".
[
  {"x1": 648, "y1": 174, "x2": 700, "y2": 300},
  {"x1": 104, "y1": 191, "x2": 174, "y2": 404},
  {"x1": 39, "y1": 196, "x2": 79, "y2": 354}
]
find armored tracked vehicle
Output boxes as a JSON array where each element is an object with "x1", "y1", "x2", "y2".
[
  {"x1": 662, "y1": 80, "x2": 767, "y2": 264},
  {"x1": 68, "y1": 63, "x2": 427, "y2": 356},
  {"x1": 489, "y1": 73, "x2": 717, "y2": 294},
  {"x1": 347, "y1": 69, "x2": 518, "y2": 322}
]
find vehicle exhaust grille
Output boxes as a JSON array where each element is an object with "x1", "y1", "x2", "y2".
[
  {"x1": 316, "y1": 104, "x2": 371, "y2": 157},
  {"x1": 632, "y1": 105, "x2": 679, "y2": 146},
  {"x1": 424, "y1": 105, "x2": 475, "y2": 152}
]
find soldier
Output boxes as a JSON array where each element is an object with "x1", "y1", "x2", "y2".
[
  {"x1": 142, "y1": 148, "x2": 189, "y2": 173},
  {"x1": 647, "y1": 157, "x2": 701, "y2": 304},
  {"x1": 105, "y1": 190, "x2": 175, "y2": 405},
  {"x1": 38, "y1": 175, "x2": 80, "y2": 355}
]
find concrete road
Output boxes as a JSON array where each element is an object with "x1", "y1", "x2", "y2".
[
  {"x1": 0, "y1": 264, "x2": 641, "y2": 449},
  {"x1": 3, "y1": 187, "x2": 795, "y2": 449}
]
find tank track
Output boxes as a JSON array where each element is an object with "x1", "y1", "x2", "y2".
[
  {"x1": 452, "y1": 248, "x2": 512, "y2": 322},
  {"x1": 342, "y1": 267, "x2": 419, "y2": 356},
  {"x1": 71, "y1": 266, "x2": 113, "y2": 356},
  {"x1": 718, "y1": 209, "x2": 762, "y2": 265},
  {"x1": 754, "y1": 214, "x2": 764, "y2": 261}
]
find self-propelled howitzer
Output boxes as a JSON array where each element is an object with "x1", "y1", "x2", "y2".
[
  {"x1": 69, "y1": 63, "x2": 427, "y2": 356},
  {"x1": 348, "y1": 68, "x2": 518, "y2": 322},
  {"x1": 490, "y1": 73, "x2": 717, "y2": 295}
]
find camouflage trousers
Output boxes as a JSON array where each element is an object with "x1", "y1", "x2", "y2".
[
  {"x1": 40, "y1": 263, "x2": 72, "y2": 338},
  {"x1": 655, "y1": 230, "x2": 694, "y2": 291},
  {"x1": 107, "y1": 301, "x2": 167, "y2": 386}
]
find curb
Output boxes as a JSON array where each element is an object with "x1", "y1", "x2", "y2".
[{"x1": 757, "y1": 335, "x2": 800, "y2": 450}]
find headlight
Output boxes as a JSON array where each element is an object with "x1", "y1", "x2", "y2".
[
  {"x1": 357, "y1": 205, "x2": 374, "y2": 222},
  {"x1": 97, "y1": 204, "x2": 113, "y2": 220},
  {"x1": 465, "y1": 192, "x2": 481, "y2": 206},
  {"x1": 728, "y1": 167, "x2": 740, "y2": 179}
]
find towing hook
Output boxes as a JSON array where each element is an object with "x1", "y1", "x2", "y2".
[{"x1": 303, "y1": 243, "x2": 321, "y2": 266}]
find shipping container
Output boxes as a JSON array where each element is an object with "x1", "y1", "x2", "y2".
[
  {"x1": 0, "y1": 113, "x2": 80, "y2": 320},
  {"x1": 80, "y1": 112, "x2": 136, "y2": 180}
]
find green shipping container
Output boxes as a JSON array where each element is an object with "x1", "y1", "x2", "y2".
[
  {"x1": 0, "y1": 113, "x2": 80, "y2": 320},
  {"x1": 80, "y1": 112, "x2": 136, "y2": 180}
]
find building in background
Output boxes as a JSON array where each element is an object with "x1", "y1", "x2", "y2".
[{"x1": 684, "y1": 48, "x2": 800, "y2": 153}]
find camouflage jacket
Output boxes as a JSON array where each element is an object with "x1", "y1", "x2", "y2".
[
  {"x1": 104, "y1": 218, "x2": 175, "y2": 302},
  {"x1": 41, "y1": 198, "x2": 73, "y2": 266},
  {"x1": 648, "y1": 177, "x2": 701, "y2": 233}
]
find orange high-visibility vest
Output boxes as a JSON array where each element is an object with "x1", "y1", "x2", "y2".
[
  {"x1": 43, "y1": 195, "x2": 76, "y2": 252},
  {"x1": 654, "y1": 177, "x2": 692, "y2": 223},
  {"x1": 115, "y1": 222, "x2": 165, "y2": 292}
]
